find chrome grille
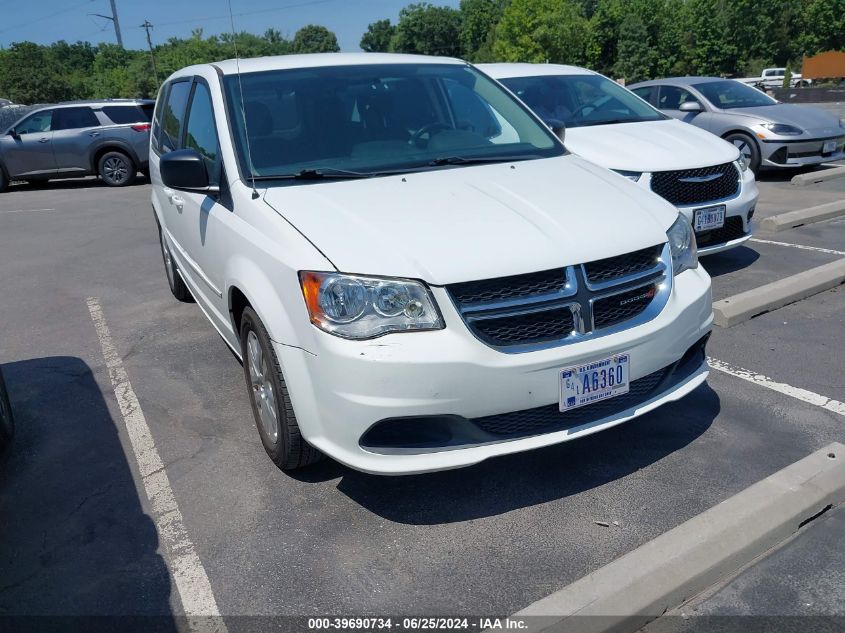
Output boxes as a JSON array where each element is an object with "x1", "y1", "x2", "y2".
[
  {"x1": 650, "y1": 162, "x2": 739, "y2": 206},
  {"x1": 446, "y1": 243, "x2": 671, "y2": 352}
]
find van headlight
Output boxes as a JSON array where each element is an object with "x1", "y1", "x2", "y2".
[
  {"x1": 299, "y1": 272, "x2": 443, "y2": 339},
  {"x1": 667, "y1": 215, "x2": 698, "y2": 275}
]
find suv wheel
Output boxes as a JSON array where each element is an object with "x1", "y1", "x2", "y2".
[
  {"x1": 99, "y1": 151, "x2": 137, "y2": 187},
  {"x1": 239, "y1": 307, "x2": 322, "y2": 471},
  {"x1": 0, "y1": 369, "x2": 15, "y2": 451},
  {"x1": 158, "y1": 226, "x2": 193, "y2": 302}
]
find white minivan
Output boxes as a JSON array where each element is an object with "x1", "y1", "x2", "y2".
[
  {"x1": 150, "y1": 53, "x2": 712, "y2": 475},
  {"x1": 480, "y1": 64, "x2": 759, "y2": 255}
]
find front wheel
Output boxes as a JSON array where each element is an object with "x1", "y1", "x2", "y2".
[
  {"x1": 239, "y1": 307, "x2": 322, "y2": 471},
  {"x1": 98, "y1": 151, "x2": 137, "y2": 187},
  {"x1": 724, "y1": 132, "x2": 761, "y2": 173},
  {"x1": 0, "y1": 169, "x2": 7, "y2": 193}
]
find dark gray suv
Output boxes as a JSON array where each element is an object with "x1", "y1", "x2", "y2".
[{"x1": 0, "y1": 99, "x2": 154, "y2": 191}]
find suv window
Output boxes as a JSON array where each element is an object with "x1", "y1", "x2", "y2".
[
  {"x1": 658, "y1": 86, "x2": 696, "y2": 110},
  {"x1": 103, "y1": 105, "x2": 152, "y2": 125},
  {"x1": 184, "y1": 82, "x2": 220, "y2": 185},
  {"x1": 160, "y1": 81, "x2": 192, "y2": 153},
  {"x1": 53, "y1": 107, "x2": 99, "y2": 131},
  {"x1": 16, "y1": 110, "x2": 53, "y2": 134}
]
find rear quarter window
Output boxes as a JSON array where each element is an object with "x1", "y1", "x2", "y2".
[{"x1": 103, "y1": 105, "x2": 152, "y2": 124}]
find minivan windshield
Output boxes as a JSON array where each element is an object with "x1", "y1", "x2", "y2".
[
  {"x1": 498, "y1": 73, "x2": 665, "y2": 129},
  {"x1": 692, "y1": 80, "x2": 777, "y2": 109},
  {"x1": 222, "y1": 63, "x2": 563, "y2": 179}
]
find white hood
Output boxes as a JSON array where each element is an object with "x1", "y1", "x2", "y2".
[
  {"x1": 566, "y1": 119, "x2": 739, "y2": 173},
  {"x1": 262, "y1": 155, "x2": 678, "y2": 285}
]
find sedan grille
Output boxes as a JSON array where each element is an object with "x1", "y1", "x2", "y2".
[
  {"x1": 651, "y1": 162, "x2": 740, "y2": 206},
  {"x1": 695, "y1": 216, "x2": 747, "y2": 248}
]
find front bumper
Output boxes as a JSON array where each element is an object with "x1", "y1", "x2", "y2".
[
  {"x1": 637, "y1": 168, "x2": 758, "y2": 255},
  {"x1": 761, "y1": 135, "x2": 845, "y2": 168},
  {"x1": 275, "y1": 267, "x2": 713, "y2": 475}
]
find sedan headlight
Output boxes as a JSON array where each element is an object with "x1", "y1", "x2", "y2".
[
  {"x1": 839, "y1": 118, "x2": 845, "y2": 129},
  {"x1": 299, "y1": 272, "x2": 443, "y2": 339},
  {"x1": 612, "y1": 170, "x2": 642, "y2": 182},
  {"x1": 762, "y1": 122, "x2": 803, "y2": 136},
  {"x1": 667, "y1": 215, "x2": 698, "y2": 275},
  {"x1": 735, "y1": 156, "x2": 748, "y2": 172}
]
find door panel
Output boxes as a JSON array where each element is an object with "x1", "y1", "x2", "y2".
[
  {"x1": 1, "y1": 110, "x2": 56, "y2": 178},
  {"x1": 51, "y1": 107, "x2": 102, "y2": 174}
]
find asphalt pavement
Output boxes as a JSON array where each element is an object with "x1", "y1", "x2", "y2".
[{"x1": 0, "y1": 167, "x2": 843, "y2": 625}]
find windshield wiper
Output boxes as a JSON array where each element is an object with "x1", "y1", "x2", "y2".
[
  {"x1": 427, "y1": 154, "x2": 541, "y2": 167},
  {"x1": 288, "y1": 168, "x2": 374, "y2": 180},
  {"x1": 576, "y1": 118, "x2": 652, "y2": 127}
]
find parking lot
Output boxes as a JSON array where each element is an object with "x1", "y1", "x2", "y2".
[{"x1": 0, "y1": 165, "x2": 843, "y2": 625}]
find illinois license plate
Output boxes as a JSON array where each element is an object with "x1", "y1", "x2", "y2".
[
  {"x1": 823, "y1": 140, "x2": 837, "y2": 153},
  {"x1": 559, "y1": 353, "x2": 630, "y2": 412},
  {"x1": 694, "y1": 205, "x2": 726, "y2": 232}
]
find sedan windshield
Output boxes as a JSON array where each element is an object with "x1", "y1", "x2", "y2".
[
  {"x1": 693, "y1": 80, "x2": 777, "y2": 109},
  {"x1": 498, "y1": 73, "x2": 665, "y2": 129},
  {"x1": 222, "y1": 63, "x2": 562, "y2": 179}
]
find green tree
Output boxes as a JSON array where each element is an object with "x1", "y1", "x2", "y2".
[
  {"x1": 360, "y1": 19, "x2": 395, "y2": 52},
  {"x1": 292, "y1": 24, "x2": 340, "y2": 54},
  {"x1": 798, "y1": 0, "x2": 845, "y2": 55},
  {"x1": 612, "y1": 13, "x2": 652, "y2": 82},
  {"x1": 685, "y1": 0, "x2": 738, "y2": 75},
  {"x1": 390, "y1": 3, "x2": 463, "y2": 57},
  {"x1": 0, "y1": 42, "x2": 72, "y2": 103},
  {"x1": 494, "y1": 0, "x2": 589, "y2": 65},
  {"x1": 459, "y1": 0, "x2": 507, "y2": 60}
]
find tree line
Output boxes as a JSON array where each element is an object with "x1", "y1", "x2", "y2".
[{"x1": 1, "y1": 0, "x2": 843, "y2": 104}]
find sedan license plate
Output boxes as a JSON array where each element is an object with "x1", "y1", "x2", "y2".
[
  {"x1": 560, "y1": 354, "x2": 630, "y2": 412},
  {"x1": 823, "y1": 140, "x2": 837, "y2": 154},
  {"x1": 694, "y1": 205, "x2": 726, "y2": 232}
]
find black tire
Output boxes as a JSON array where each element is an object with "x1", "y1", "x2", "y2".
[
  {"x1": 0, "y1": 368, "x2": 15, "y2": 451},
  {"x1": 724, "y1": 132, "x2": 761, "y2": 173},
  {"x1": 98, "y1": 150, "x2": 137, "y2": 187},
  {"x1": 239, "y1": 307, "x2": 322, "y2": 470},
  {"x1": 0, "y1": 169, "x2": 7, "y2": 193},
  {"x1": 158, "y1": 225, "x2": 193, "y2": 302}
]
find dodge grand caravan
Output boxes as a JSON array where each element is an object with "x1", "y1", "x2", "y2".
[{"x1": 150, "y1": 53, "x2": 713, "y2": 475}]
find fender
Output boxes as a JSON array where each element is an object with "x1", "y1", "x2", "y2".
[{"x1": 91, "y1": 139, "x2": 142, "y2": 172}]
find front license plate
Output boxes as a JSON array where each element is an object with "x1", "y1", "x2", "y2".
[
  {"x1": 559, "y1": 353, "x2": 630, "y2": 412},
  {"x1": 823, "y1": 140, "x2": 837, "y2": 154},
  {"x1": 694, "y1": 205, "x2": 726, "y2": 232}
]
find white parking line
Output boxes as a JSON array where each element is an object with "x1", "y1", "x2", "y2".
[
  {"x1": 708, "y1": 357, "x2": 845, "y2": 417},
  {"x1": 86, "y1": 297, "x2": 227, "y2": 633},
  {"x1": 750, "y1": 238, "x2": 845, "y2": 257},
  {"x1": 0, "y1": 208, "x2": 57, "y2": 215}
]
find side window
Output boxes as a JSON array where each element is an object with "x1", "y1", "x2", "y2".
[
  {"x1": 160, "y1": 80, "x2": 192, "y2": 153},
  {"x1": 184, "y1": 82, "x2": 221, "y2": 185},
  {"x1": 53, "y1": 107, "x2": 99, "y2": 131},
  {"x1": 631, "y1": 86, "x2": 654, "y2": 103},
  {"x1": 103, "y1": 106, "x2": 150, "y2": 124},
  {"x1": 151, "y1": 84, "x2": 170, "y2": 154},
  {"x1": 16, "y1": 110, "x2": 53, "y2": 134},
  {"x1": 658, "y1": 86, "x2": 695, "y2": 110}
]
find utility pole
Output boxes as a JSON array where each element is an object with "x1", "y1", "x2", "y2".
[
  {"x1": 93, "y1": 0, "x2": 124, "y2": 47},
  {"x1": 140, "y1": 20, "x2": 159, "y2": 86}
]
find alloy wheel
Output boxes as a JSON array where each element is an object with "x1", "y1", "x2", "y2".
[{"x1": 246, "y1": 331, "x2": 279, "y2": 444}]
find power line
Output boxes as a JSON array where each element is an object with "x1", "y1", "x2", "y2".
[
  {"x1": 140, "y1": 20, "x2": 159, "y2": 86},
  {"x1": 0, "y1": 0, "x2": 96, "y2": 36},
  {"x1": 152, "y1": 0, "x2": 340, "y2": 29},
  {"x1": 90, "y1": 0, "x2": 124, "y2": 47}
]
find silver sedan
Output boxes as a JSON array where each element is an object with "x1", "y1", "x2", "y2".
[{"x1": 629, "y1": 77, "x2": 845, "y2": 172}]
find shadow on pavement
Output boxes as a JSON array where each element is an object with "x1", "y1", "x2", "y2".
[
  {"x1": 701, "y1": 246, "x2": 760, "y2": 277},
  {"x1": 8, "y1": 176, "x2": 149, "y2": 193},
  {"x1": 0, "y1": 357, "x2": 177, "y2": 631},
  {"x1": 299, "y1": 382, "x2": 719, "y2": 525}
]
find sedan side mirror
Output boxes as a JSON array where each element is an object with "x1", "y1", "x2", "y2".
[
  {"x1": 7, "y1": 129, "x2": 20, "y2": 139},
  {"x1": 546, "y1": 118, "x2": 566, "y2": 144},
  {"x1": 679, "y1": 101, "x2": 703, "y2": 113},
  {"x1": 160, "y1": 149, "x2": 219, "y2": 194}
]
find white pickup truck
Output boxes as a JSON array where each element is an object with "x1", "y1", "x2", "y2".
[{"x1": 737, "y1": 68, "x2": 811, "y2": 90}]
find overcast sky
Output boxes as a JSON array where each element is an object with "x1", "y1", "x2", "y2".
[{"x1": 0, "y1": 0, "x2": 461, "y2": 52}]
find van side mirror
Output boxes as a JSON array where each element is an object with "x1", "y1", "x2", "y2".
[
  {"x1": 679, "y1": 101, "x2": 703, "y2": 113},
  {"x1": 160, "y1": 149, "x2": 219, "y2": 193}
]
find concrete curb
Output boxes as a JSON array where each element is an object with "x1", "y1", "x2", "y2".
[
  {"x1": 712, "y1": 259, "x2": 845, "y2": 327},
  {"x1": 791, "y1": 166, "x2": 845, "y2": 186},
  {"x1": 759, "y1": 200, "x2": 845, "y2": 232},
  {"x1": 514, "y1": 443, "x2": 845, "y2": 633}
]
